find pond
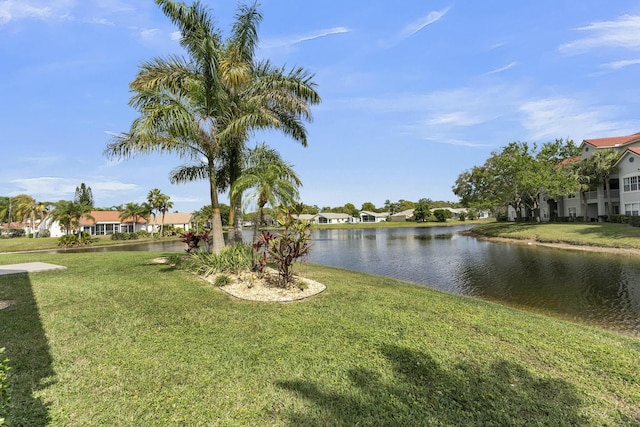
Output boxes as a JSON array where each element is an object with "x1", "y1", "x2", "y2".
[{"x1": 57, "y1": 225, "x2": 640, "y2": 337}]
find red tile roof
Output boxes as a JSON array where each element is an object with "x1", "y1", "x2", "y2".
[
  {"x1": 559, "y1": 156, "x2": 580, "y2": 166},
  {"x1": 582, "y1": 132, "x2": 640, "y2": 148},
  {"x1": 79, "y1": 211, "x2": 148, "y2": 226},
  {"x1": 628, "y1": 147, "x2": 640, "y2": 156}
]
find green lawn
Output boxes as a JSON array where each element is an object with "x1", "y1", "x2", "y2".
[
  {"x1": 0, "y1": 235, "x2": 178, "y2": 253},
  {"x1": 0, "y1": 251, "x2": 638, "y2": 426},
  {"x1": 470, "y1": 221, "x2": 640, "y2": 249}
]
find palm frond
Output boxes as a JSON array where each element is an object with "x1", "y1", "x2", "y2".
[{"x1": 169, "y1": 163, "x2": 210, "y2": 184}]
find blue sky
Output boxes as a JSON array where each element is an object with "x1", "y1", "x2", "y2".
[{"x1": 2, "y1": 1, "x2": 640, "y2": 213}]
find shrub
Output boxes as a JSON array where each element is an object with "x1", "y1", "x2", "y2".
[
  {"x1": 180, "y1": 231, "x2": 210, "y2": 253},
  {"x1": 433, "y1": 209, "x2": 453, "y2": 222},
  {"x1": 187, "y1": 244, "x2": 252, "y2": 276},
  {"x1": 8, "y1": 228, "x2": 24, "y2": 238},
  {"x1": 458, "y1": 212, "x2": 466, "y2": 221},
  {"x1": 214, "y1": 275, "x2": 231, "y2": 286},
  {"x1": 39, "y1": 229, "x2": 50, "y2": 238},
  {"x1": 0, "y1": 347, "x2": 10, "y2": 426},
  {"x1": 111, "y1": 232, "x2": 138, "y2": 241},
  {"x1": 254, "y1": 207, "x2": 312, "y2": 287},
  {"x1": 58, "y1": 232, "x2": 93, "y2": 247},
  {"x1": 136, "y1": 230, "x2": 150, "y2": 237}
]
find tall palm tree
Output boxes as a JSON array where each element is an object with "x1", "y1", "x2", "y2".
[
  {"x1": 147, "y1": 188, "x2": 167, "y2": 236},
  {"x1": 570, "y1": 158, "x2": 596, "y2": 222},
  {"x1": 49, "y1": 200, "x2": 94, "y2": 235},
  {"x1": 13, "y1": 194, "x2": 50, "y2": 238},
  {"x1": 590, "y1": 149, "x2": 620, "y2": 219},
  {"x1": 158, "y1": 196, "x2": 174, "y2": 237},
  {"x1": 104, "y1": 0, "x2": 320, "y2": 254},
  {"x1": 230, "y1": 143, "x2": 301, "y2": 267},
  {"x1": 0, "y1": 196, "x2": 13, "y2": 235},
  {"x1": 120, "y1": 202, "x2": 150, "y2": 233}
]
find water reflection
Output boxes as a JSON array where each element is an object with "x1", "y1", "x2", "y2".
[{"x1": 47, "y1": 225, "x2": 640, "y2": 336}]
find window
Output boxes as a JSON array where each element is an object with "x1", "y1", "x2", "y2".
[
  {"x1": 568, "y1": 207, "x2": 577, "y2": 217},
  {"x1": 625, "y1": 203, "x2": 640, "y2": 216},
  {"x1": 567, "y1": 193, "x2": 576, "y2": 199},
  {"x1": 623, "y1": 176, "x2": 639, "y2": 192}
]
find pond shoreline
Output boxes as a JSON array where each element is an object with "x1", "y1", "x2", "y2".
[{"x1": 464, "y1": 230, "x2": 640, "y2": 256}]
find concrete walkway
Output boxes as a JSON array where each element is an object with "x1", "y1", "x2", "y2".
[{"x1": 0, "y1": 262, "x2": 67, "y2": 276}]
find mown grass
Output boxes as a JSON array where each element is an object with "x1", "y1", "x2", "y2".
[
  {"x1": 0, "y1": 235, "x2": 178, "y2": 253},
  {"x1": 470, "y1": 221, "x2": 640, "y2": 249},
  {"x1": 0, "y1": 251, "x2": 638, "y2": 426}
]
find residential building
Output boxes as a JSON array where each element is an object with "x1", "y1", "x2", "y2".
[
  {"x1": 390, "y1": 209, "x2": 415, "y2": 222},
  {"x1": 292, "y1": 213, "x2": 357, "y2": 224},
  {"x1": 360, "y1": 211, "x2": 389, "y2": 223},
  {"x1": 147, "y1": 212, "x2": 193, "y2": 233},
  {"x1": 536, "y1": 132, "x2": 640, "y2": 221},
  {"x1": 38, "y1": 210, "x2": 192, "y2": 237}
]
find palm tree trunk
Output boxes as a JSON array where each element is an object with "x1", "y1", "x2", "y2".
[
  {"x1": 605, "y1": 178, "x2": 612, "y2": 219},
  {"x1": 232, "y1": 203, "x2": 243, "y2": 243},
  {"x1": 209, "y1": 172, "x2": 225, "y2": 254},
  {"x1": 251, "y1": 203, "x2": 266, "y2": 269},
  {"x1": 581, "y1": 191, "x2": 588, "y2": 222}
]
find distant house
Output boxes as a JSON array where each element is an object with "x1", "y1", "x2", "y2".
[
  {"x1": 292, "y1": 213, "x2": 356, "y2": 224},
  {"x1": 2, "y1": 220, "x2": 40, "y2": 237},
  {"x1": 79, "y1": 211, "x2": 148, "y2": 235},
  {"x1": 293, "y1": 214, "x2": 317, "y2": 223},
  {"x1": 390, "y1": 209, "x2": 414, "y2": 222},
  {"x1": 360, "y1": 211, "x2": 389, "y2": 223},
  {"x1": 316, "y1": 212, "x2": 354, "y2": 224},
  {"x1": 149, "y1": 212, "x2": 193, "y2": 233}
]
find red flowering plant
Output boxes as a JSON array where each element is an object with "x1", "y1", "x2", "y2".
[{"x1": 180, "y1": 231, "x2": 210, "y2": 253}]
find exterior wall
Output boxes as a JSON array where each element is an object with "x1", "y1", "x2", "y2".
[
  {"x1": 360, "y1": 211, "x2": 389, "y2": 223},
  {"x1": 618, "y1": 151, "x2": 640, "y2": 215},
  {"x1": 38, "y1": 216, "x2": 65, "y2": 237}
]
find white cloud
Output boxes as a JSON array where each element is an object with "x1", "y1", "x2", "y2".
[
  {"x1": 486, "y1": 62, "x2": 517, "y2": 74},
  {"x1": 399, "y1": 7, "x2": 450, "y2": 39},
  {"x1": 87, "y1": 17, "x2": 114, "y2": 26},
  {"x1": 601, "y1": 58, "x2": 640, "y2": 70},
  {"x1": 170, "y1": 31, "x2": 181, "y2": 41},
  {"x1": 519, "y1": 97, "x2": 626, "y2": 141},
  {"x1": 260, "y1": 27, "x2": 350, "y2": 49},
  {"x1": 9, "y1": 176, "x2": 138, "y2": 201},
  {"x1": 0, "y1": 1, "x2": 53, "y2": 24},
  {"x1": 140, "y1": 28, "x2": 160, "y2": 41},
  {"x1": 426, "y1": 112, "x2": 485, "y2": 127},
  {"x1": 560, "y1": 14, "x2": 640, "y2": 53}
]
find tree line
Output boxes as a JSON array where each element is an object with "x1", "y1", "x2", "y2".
[{"x1": 452, "y1": 139, "x2": 621, "y2": 222}]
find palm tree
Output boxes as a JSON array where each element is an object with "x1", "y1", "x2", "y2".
[
  {"x1": 0, "y1": 196, "x2": 14, "y2": 235},
  {"x1": 13, "y1": 194, "x2": 50, "y2": 238},
  {"x1": 119, "y1": 202, "x2": 150, "y2": 233},
  {"x1": 230, "y1": 143, "x2": 301, "y2": 267},
  {"x1": 49, "y1": 201, "x2": 94, "y2": 235},
  {"x1": 158, "y1": 196, "x2": 174, "y2": 237},
  {"x1": 570, "y1": 158, "x2": 596, "y2": 222},
  {"x1": 104, "y1": 0, "x2": 320, "y2": 253},
  {"x1": 147, "y1": 188, "x2": 166, "y2": 236},
  {"x1": 590, "y1": 149, "x2": 620, "y2": 219}
]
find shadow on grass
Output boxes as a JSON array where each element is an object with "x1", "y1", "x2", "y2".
[
  {"x1": 0, "y1": 273, "x2": 53, "y2": 426},
  {"x1": 277, "y1": 344, "x2": 586, "y2": 427}
]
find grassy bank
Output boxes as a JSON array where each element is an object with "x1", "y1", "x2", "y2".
[
  {"x1": 0, "y1": 235, "x2": 179, "y2": 253},
  {"x1": 469, "y1": 221, "x2": 640, "y2": 250},
  {"x1": 0, "y1": 252, "x2": 638, "y2": 426}
]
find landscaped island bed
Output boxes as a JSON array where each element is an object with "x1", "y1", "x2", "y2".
[{"x1": 1, "y1": 251, "x2": 638, "y2": 426}]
